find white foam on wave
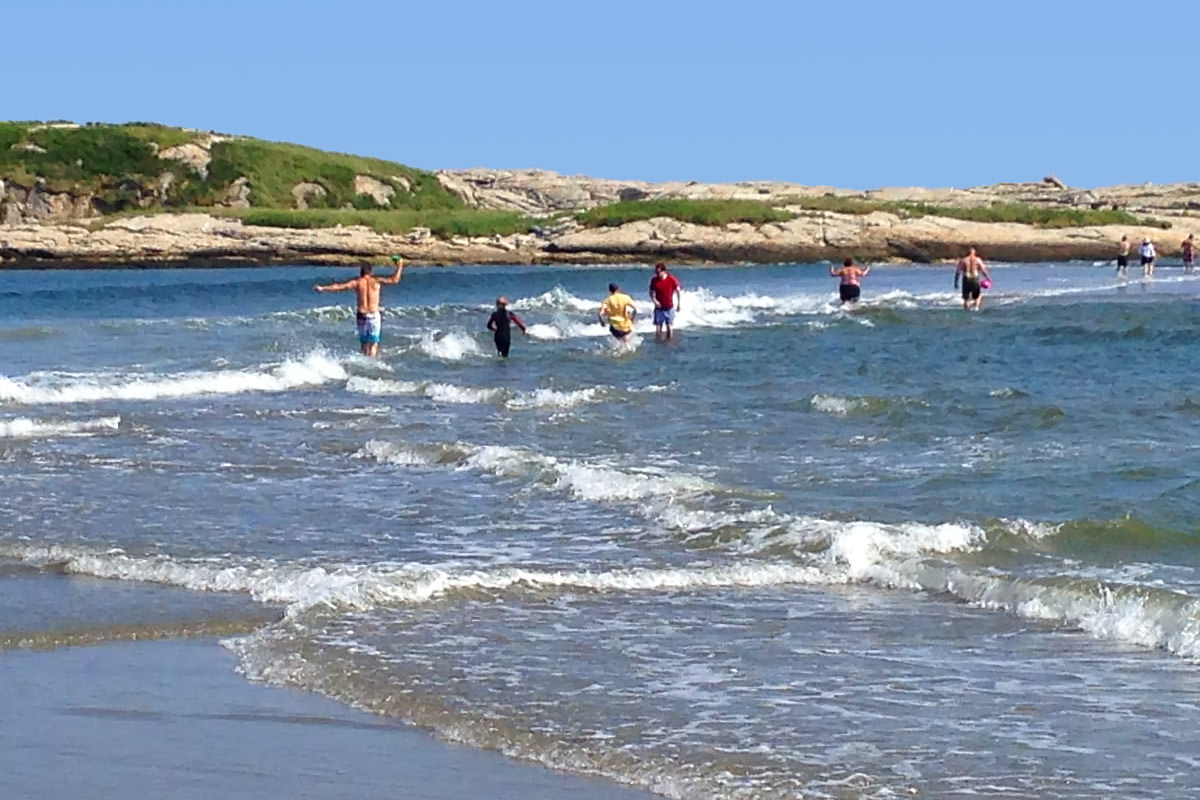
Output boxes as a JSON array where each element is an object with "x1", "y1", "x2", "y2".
[
  {"x1": 360, "y1": 439, "x2": 715, "y2": 505},
  {"x1": 414, "y1": 331, "x2": 485, "y2": 361},
  {"x1": 504, "y1": 387, "x2": 601, "y2": 411},
  {"x1": 347, "y1": 377, "x2": 603, "y2": 411},
  {"x1": 0, "y1": 541, "x2": 833, "y2": 615},
  {"x1": 344, "y1": 376, "x2": 425, "y2": 396},
  {"x1": 0, "y1": 351, "x2": 347, "y2": 406},
  {"x1": 526, "y1": 318, "x2": 608, "y2": 341},
  {"x1": 0, "y1": 415, "x2": 121, "y2": 439},
  {"x1": 425, "y1": 383, "x2": 504, "y2": 404},
  {"x1": 936, "y1": 568, "x2": 1200, "y2": 659},
  {"x1": 516, "y1": 286, "x2": 598, "y2": 313},
  {"x1": 810, "y1": 393, "x2": 869, "y2": 416}
]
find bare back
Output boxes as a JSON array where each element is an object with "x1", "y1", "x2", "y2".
[
  {"x1": 836, "y1": 265, "x2": 867, "y2": 286},
  {"x1": 353, "y1": 277, "x2": 384, "y2": 313},
  {"x1": 959, "y1": 255, "x2": 985, "y2": 280}
]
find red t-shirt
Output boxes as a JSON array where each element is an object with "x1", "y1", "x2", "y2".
[{"x1": 649, "y1": 273, "x2": 681, "y2": 310}]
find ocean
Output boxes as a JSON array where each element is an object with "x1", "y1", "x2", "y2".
[{"x1": 2, "y1": 261, "x2": 1199, "y2": 799}]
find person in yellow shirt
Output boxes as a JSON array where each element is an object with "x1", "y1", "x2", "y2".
[{"x1": 597, "y1": 282, "x2": 637, "y2": 341}]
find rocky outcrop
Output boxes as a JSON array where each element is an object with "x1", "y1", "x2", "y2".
[
  {"x1": 353, "y1": 175, "x2": 395, "y2": 206},
  {"x1": 0, "y1": 206, "x2": 1192, "y2": 269},
  {"x1": 291, "y1": 182, "x2": 326, "y2": 209},
  {"x1": 1, "y1": 181, "x2": 98, "y2": 222},
  {"x1": 436, "y1": 168, "x2": 1200, "y2": 220}
]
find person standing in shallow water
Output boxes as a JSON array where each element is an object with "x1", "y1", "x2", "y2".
[
  {"x1": 954, "y1": 247, "x2": 991, "y2": 311},
  {"x1": 597, "y1": 282, "x2": 637, "y2": 341},
  {"x1": 1140, "y1": 237, "x2": 1157, "y2": 277},
  {"x1": 648, "y1": 262, "x2": 682, "y2": 340},
  {"x1": 1182, "y1": 233, "x2": 1195, "y2": 273},
  {"x1": 314, "y1": 256, "x2": 404, "y2": 357},
  {"x1": 829, "y1": 257, "x2": 870, "y2": 305},
  {"x1": 1116, "y1": 235, "x2": 1130, "y2": 277},
  {"x1": 486, "y1": 296, "x2": 527, "y2": 358}
]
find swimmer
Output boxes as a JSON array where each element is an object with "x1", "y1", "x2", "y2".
[{"x1": 314, "y1": 256, "x2": 404, "y2": 357}]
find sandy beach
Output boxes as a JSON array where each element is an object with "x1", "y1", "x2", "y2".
[{"x1": 0, "y1": 636, "x2": 655, "y2": 800}]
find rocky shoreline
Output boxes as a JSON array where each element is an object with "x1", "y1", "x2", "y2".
[{"x1": 2, "y1": 170, "x2": 1198, "y2": 268}]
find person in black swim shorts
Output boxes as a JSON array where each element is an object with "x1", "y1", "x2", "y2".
[{"x1": 954, "y1": 247, "x2": 991, "y2": 311}]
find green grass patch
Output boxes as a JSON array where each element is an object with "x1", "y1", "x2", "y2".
[
  {"x1": 785, "y1": 195, "x2": 1165, "y2": 228},
  {"x1": 577, "y1": 198, "x2": 796, "y2": 228},
  {"x1": 116, "y1": 122, "x2": 196, "y2": 148},
  {"x1": 204, "y1": 139, "x2": 460, "y2": 211},
  {"x1": 0, "y1": 120, "x2": 461, "y2": 216}
]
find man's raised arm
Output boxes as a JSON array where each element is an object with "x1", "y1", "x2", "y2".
[{"x1": 382, "y1": 257, "x2": 405, "y2": 285}]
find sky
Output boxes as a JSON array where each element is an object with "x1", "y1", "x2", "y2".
[{"x1": 8, "y1": 0, "x2": 1198, "y2": 189}]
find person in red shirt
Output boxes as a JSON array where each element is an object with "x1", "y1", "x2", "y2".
[{"x1": 648, "y1": 262, "x2": 682, "y2": 340}]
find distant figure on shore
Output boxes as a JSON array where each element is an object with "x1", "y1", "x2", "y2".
[
  {"x1": 954, "y1": 247, "x2": 991, "y2": 311},
  {"x1": 829, "y1": 257, "x2": 870, "y2": 305},
  {"x1": 314, "y1": 256, "x2": 404, "y2": 357},
  {"x1": 597, "y1": 282, "x2": 637, "y2": 341},
  {"x1": 1140, "y1": 237, "x2": 1157, "y2": 277},
  {"x1": 648, "y1": 262, "x2": 682, "y2": 340},
  {"x1": 486, "y1": 296, "x2": 527, "y2": 358},
  {"x1": 1182, "y1": 234, "x2": 1195, "y2": 273},
  {"x1": 1117, "y1": 235, "x2": 1130, "y2": 277}
]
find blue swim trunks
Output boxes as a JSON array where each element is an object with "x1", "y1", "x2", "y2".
[
  {"x1": 356, "y1": 311, "x2": 381, "y2": 344},
  {"x1": 653, "y1": 308, "x2": 675, "y2": 326}
]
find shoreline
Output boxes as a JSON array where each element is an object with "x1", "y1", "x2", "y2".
[
  {"x1": 1, "y1": 209, "x2": 1189, "y2": 269},
  {"x1": 0, "y1": 636, "x2": 657, "y2": 800}
]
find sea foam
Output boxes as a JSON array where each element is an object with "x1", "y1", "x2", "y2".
[{"x1": 0, "y1": 351, "x2": 347, "y2": 406}]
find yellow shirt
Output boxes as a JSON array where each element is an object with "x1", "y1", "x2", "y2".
[{"x1": 600, "y1": 292, "x2": 636, "y2": 332}]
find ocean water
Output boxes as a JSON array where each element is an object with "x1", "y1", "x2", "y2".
[{"x1": 2, "y1": 261, "x2": 1200, "y2": 799}]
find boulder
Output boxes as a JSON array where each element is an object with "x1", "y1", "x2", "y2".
[
  {"x1": 353, "y1": 175, "x2": 395, "y2": 206},
  {"x1": 292, "y1": 182, "x2": 327, "y2": 209},
  {"x1": 159, "y1": 142, "x2": 213, "y2": 177},
  {"x1": 218, "y1": 177, "x2": 252, "y2": 208}
]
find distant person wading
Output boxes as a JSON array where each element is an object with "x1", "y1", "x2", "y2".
[
  {"x1": 314, "y1": 256, "x2": 405, "y2": 357},
  {"x1": 597, "y1": 283, "x2": 637, "y2": 341},
  {"x1": 829, "y1": 258, "x2": 870, "y2": 304},
  {"x1": 954, "y1": 247, "x2": 991, "y2": 311},
  {"x1": 486, "y1": 296, "x2": 527, "y2": 357},
  {"x1": 648, "y1": 262, "x2": 682, "y2": 340}
]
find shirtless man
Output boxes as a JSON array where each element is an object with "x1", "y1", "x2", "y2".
[
  {"x1": 314, "y1": 256, "x2": 404, "y2": 356},
  {"x1": 954, "y1": 247, "x2": 991, "y2": 311},
  {"x1": 830, "y1": 257, "x2": 870, "y2": 304},
  {"x1": 1116, "y1": 235, "x2": 1130, "y2": 277},
  {"x1": 1182, "y1": 234, "x2": 1195, "y2": 273}
]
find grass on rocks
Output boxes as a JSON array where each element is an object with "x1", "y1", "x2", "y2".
[
  {"x1": 200, "y1": 139, "x2": 459, "y2": 210},
  {"x1": 784, "y1": 195, "x2": 1167, "y2": 228},
  {"x1": 0, "y1": 121, "x2": 462, "y2": 214},
  {"x1": 576, "y1": 199, "x2": 796, "y2": 228}
]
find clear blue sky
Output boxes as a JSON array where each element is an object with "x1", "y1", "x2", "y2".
[{"x1": 10, "y1": 0, "x2": 1197, "y2": 188}]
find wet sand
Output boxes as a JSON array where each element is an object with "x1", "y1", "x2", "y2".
[{"x1": 0, "y1": 637, "x2": 656, "y2": 800}]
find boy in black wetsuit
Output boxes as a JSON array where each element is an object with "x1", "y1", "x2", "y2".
[{"x1": 486, "y1": 296, "x2": 528, "y2": 357}]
